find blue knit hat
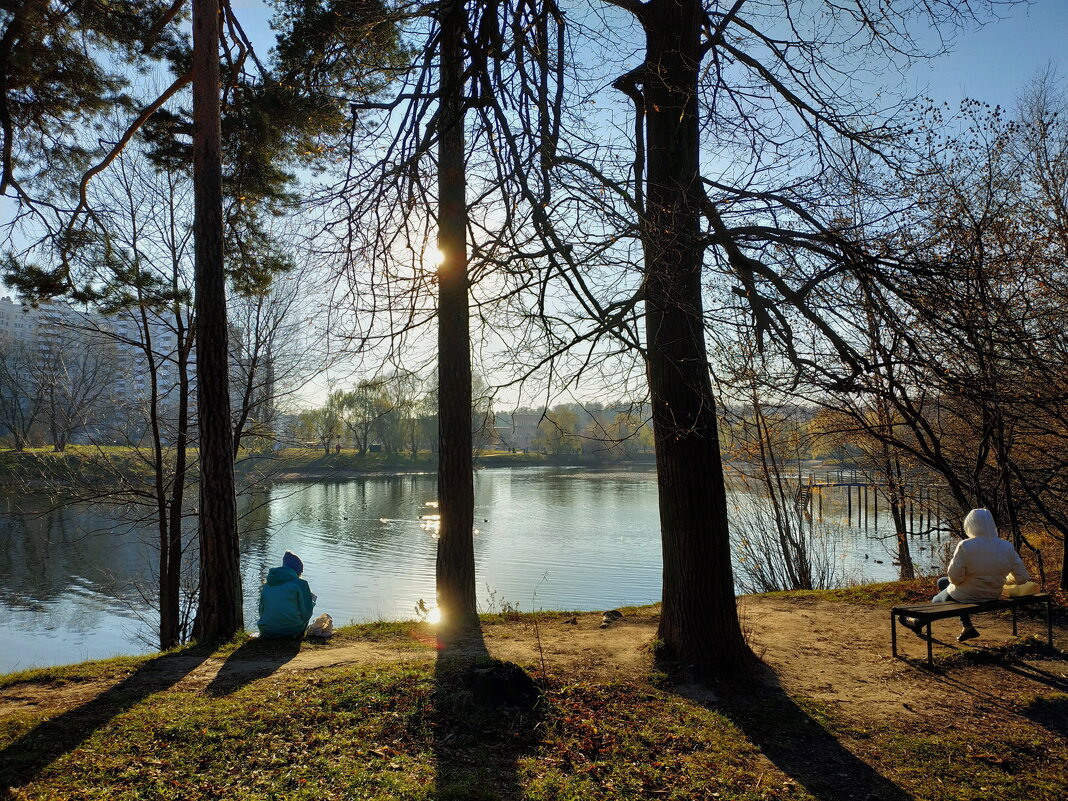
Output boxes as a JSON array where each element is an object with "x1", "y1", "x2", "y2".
[{"x1": 282, "y1": 551, "x2": 304, "y2": 575}]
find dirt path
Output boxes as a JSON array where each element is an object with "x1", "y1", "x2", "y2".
[{"x1": 2, "y1": 597, "x2": 1065, "y2": 733}]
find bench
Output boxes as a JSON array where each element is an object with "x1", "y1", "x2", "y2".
[{"x1": 891, "y1": 593, "x2": 1054, "y2": 667}]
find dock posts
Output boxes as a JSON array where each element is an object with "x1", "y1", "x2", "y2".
[
  {"x1": 863, "y1": 484, "x2": 869, "y2": 528},
  {"x1": 874, "y1": 487, "x2": 879, "y2": 527},
  {"x1": 818, "y1": 487, "x2": 823, "y2": 519},
  {"x1": 847, "y1": 484, "x2": 852, "y2": 524}
]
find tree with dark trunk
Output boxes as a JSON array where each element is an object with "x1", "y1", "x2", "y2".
[
  {"x1": 435, "y1": 0, "x2": 477, "y2": 632},
  {"x1": 190, "y1": 0, "x2": 242, "y2": 643},
  {"x1": 608, "y1": 0, "x2": 755, "y2": 677}
]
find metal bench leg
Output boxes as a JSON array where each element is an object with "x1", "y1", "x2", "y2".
[
  {"x1": 891, "y1": 611, "x2": 898, "y2": 658},
  {"x1": 926, "y1": 622, "x2": 933, "y2": 667},
  {"x1": 1012, "y1": 605, "x2": 1018, "y2": 636}
]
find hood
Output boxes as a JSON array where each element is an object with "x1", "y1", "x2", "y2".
[
  {"x1": 266, "y1": 566, "x2": 299, "y2": 585},
  {"x1": 963, "y1": 508, "x2": 998, "y2": 539}
]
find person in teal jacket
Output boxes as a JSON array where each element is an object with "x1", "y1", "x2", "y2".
[{"x1": 257, "y1": 551, "x2": 316, "y2": 637}]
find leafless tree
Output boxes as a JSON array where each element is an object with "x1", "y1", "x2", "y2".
[
  {"x1": 31, "y1": 324, "x2": 118, "y2": 452},
  {"x1": 0, "y1": 333, "x2": 44, "y2": 450}
]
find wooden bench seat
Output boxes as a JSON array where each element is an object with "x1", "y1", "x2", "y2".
[{"x1": 891, "y1": 593, "x2": 1054, "y2": 667}]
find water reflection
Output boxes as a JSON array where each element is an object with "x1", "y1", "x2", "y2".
[
  {"x1": 0, "y1": 494, "x2": 159, "y2": 671},
  {"x1": 0, "y1": 467, "x2": 949, "y2": 673}
]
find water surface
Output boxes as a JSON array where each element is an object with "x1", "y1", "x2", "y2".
[{"x1": 0, "y1": 467, "x2": 947, "y2": 673}]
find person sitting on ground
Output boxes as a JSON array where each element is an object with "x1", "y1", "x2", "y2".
[
  {"x1": 900, "y1": 508, "x2": 1029, "y2": 643},
  {"x1": 257, "y1": 550, "x2": 316, "y2": 638}
]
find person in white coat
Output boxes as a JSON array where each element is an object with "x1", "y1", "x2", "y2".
[{"x1": 901, "y1": 508, "x2": 1029, "y2": 642}]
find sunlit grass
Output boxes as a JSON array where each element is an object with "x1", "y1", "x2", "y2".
[
  {"x1": 5, "y1": 656, "x2": 1065, "y2": 800},
  {"x1": 2, "y1": 598, "x2": 1066, "y2": 800}
]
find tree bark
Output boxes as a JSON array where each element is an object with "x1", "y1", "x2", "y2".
[
  {"x1": 190, "y1": 0, "x2": 242, "y2": 643},
  {"x1": 435, "y1": 0, "x2": 477, "y2": 631},
  {"x1": 640, "y1": 0, "x2": 754, "y2": 678}
]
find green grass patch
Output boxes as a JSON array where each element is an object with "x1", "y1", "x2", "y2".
[
  {"x1": 521, "y1": 682, "x2": 811, "y2": 801},
  {"x1": 3, "y1": 648, "x2": 1066, "y2": 800},
  {"x1": 1021, "y1": 692, "x2": 1068, "y2": 738},
  {"x1": 0, "y1": 654, "x2": 151, "y2": 691},
  {"x1": 1022, "y1": 691, "x2": 1068, "y2": 717},
  {"x1": 4, "y1": 594, "x2": 1067, "y2": 800},
  {"x1": 761, "y1": 579, "x2": 948, "y2": 607},
  {"x1": 879, "y1": 727, "x2": 1066, "y2": 800}
]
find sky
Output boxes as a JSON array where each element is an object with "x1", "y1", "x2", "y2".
[
  {"x1": 3, "y1": 1, "x2": 1067, "y2": 405},
  {"x1": 229, "y1": 0, "x2": 1068, "y2": 110},
  {"x1": 910, "y1": 1, "x2": 1068, "y2": 109}
]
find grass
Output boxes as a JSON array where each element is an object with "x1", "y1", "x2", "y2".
[
  {"x1": 3, "y1": 593, "x2": 1067, "y2": 799},
  {"x1": 758, "y1": 579, "x2": 937, "y2": 606},
  {"x1": 3, "y1": 619, "x2": 1067, "y2": 800},
  {"x1": 5, "y1": 654, "x2": 1064, "y2": 800},
  {"x1": 878, "y1": 728, "x2": 1063, "y2": 801},
  {"x1": 0, "y1": 658, "x2": 812, "y2": 801},
  {"x1": 0, "y1": 655, "x2": 151, "y2": 691}
]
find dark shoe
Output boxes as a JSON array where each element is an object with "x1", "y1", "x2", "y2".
[
  {"x1": 899, "y1": 615, "x2": 925, "y2": 638},
  {"x1": 957, "y1": 627, "x2": 980, "y2": 643}
]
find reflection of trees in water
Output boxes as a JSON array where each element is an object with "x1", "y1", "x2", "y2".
[
  {"x1": 238, "y1": 489, "x2": 278, "y2": 589},
  {"x1": 274, "y1": 476, "x2": 442, "y2": 548},
  {"x1": 0, "y1": 492, "x2": 158, "y2": 611}
]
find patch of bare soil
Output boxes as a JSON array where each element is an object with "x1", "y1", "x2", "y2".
[
  {"x1": 2, "y1": 598, "x2": 1065, "y2": 739},
  {"x1": 744, "y1": 597, "x2": 1067, "y2": 734}
]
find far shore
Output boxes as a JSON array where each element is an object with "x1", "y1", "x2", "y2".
[
  {"x1": 0, "y1": 446, "x2": 663, "y2": 488},
  {"x1": 2, "y1": 446, "x2": 869, "y2": 489}
]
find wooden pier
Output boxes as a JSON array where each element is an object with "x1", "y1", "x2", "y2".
[{"x1": 793, "y1": 474, "x2": 944, "y2": 536}]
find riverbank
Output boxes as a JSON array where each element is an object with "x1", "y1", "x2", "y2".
[
  {"x1": 0, "y1": 446, "x2": 657, "y2": 487},
  {"x1": 2, "y1": 584, "x2": 1066, "y2": 800}
]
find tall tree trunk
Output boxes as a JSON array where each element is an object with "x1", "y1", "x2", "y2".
[
  {"x1": 166, "y1": 315, "x2": 193, "y2": 646},
  {"x1": 190, "y1": 0, "x2": 242, "y2": 643},
  {"x1": 435, "y1": 0, "x2": 477, "y2": 631},
  {"x1": 640, "y1": 0, "x2": 754, "y2": 678},
  {"x1": 140, "y1": 298, "x2": 177, "y2": 650}
]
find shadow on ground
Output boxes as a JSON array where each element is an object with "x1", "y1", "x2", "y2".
[
  {"x1": 204, "y1": 636, "x2": 302, "y2": 697},
  {"x1": 0, "y1": 650, "x2": 209, "y2": 794},
  {"x1": 705, "y1": 678, "x2": 913, "y2": 801},
  {"x1": 1021, "y1": 693, "x2": 1068, "y2": 738},
  {"x1": 925, "y1": 641, "x2": 1068, "y2": 740},
  {"x1": 432, "y1": 622, "x2": 543, "y2": 801}
]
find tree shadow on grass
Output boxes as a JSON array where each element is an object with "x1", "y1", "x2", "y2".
[
  {"x1": 1020, "y1": 693, "x2": 1068, "y2": 738},
  {"x1": 692, "y1": 677, "x2": 913, "y2": 801},
  {"x1": 0, "y1": 649, "x2": 210, "y2": 794},
  {"x1": 922, "y1": 642, "x2": 1068, "y2": 739},
  {"x1": 204, "y1": 635, "x2": 302, "y2": 697},
  {"x1": 432, "y1": 623, "x2": 543, "y2": 801}
]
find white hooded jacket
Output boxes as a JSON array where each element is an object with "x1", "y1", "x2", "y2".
[{"x1": 946, "y1": 509, "x2": 1029, "y2": 603}]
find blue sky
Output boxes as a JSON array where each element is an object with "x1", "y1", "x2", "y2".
[
  {"x1": 231, "y1": 0, "x2": 1066, "y2": 108},
  {"x1": 912, "y1": 1, "x2": 1068, "y2": 108},
  {"x1": 3, "y1": 1, "x2": 1063, "y2": 300}
]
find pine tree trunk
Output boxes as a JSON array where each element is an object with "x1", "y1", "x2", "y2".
[
  {"x1": 641, "y1": 0, "x2": 754, "y2": 678},
  {"x1": 435, "y1": 0, "x2": 477, "y2": 631},
  {"x1": 190, "y1": 0, "x2": 242, "y2": 643}
]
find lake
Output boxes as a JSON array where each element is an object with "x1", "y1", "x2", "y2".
[{"x1": 0, "y1": 466, "x2": 949, "y2": 673}]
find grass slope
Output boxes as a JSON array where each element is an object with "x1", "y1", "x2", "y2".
[{"x1": 1, "y1": 595, "x2": 1066, "y2": 800}]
